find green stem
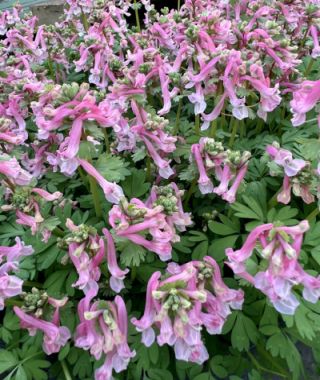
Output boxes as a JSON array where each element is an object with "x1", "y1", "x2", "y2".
[
  {"x1": 255, "y1": 118, "x2": 264, "y2": 134},
  {"x1": 146, "y1": 157, "x2": 152, "y2": 182},
  {"x1": 47, "y1": 50, "x2": 54, "y2": 78},
  {"x1": 268, "y1": 190, "x2": 280, "y2": 209},
  {"x1": 133, "y1": 0, "x2": 141, "y2": 32},
  {"x1": 183, "y1": 179, "x2": 197, "y2": 209},
  {"x1": 103, "y1": 128, "x2": 110, "y2": 153},
  {"x1": 80, "y1": 8, "x2": 89, "y2": 32},
  {"x1": 23, "y1": 281, "x2": 44, "y2": 288},
  {"x1": 304, "y1": 59, "x2": 314, "y2": 77},
  {"x1": 61, "y1": 360, "x2": 72, "y2": 380},
  {"x1": 53, "y1": 227, "x2": 64, "y2": 238},
  {"x1": 306, "y1": 208, "x2": 319, "y2": 222},
  {"x1": 174, "y1": 98, "x2": 182, "y2": 135},
  {"x1": 4, "y1": 299, "x2": 23, "y2": 307},
  {"x1": 229, "y1": 118, "x2": 238, "y2": 148},
  {"x1": 178, "y1": 0, "x2": 181, "y2": 11},
  {"x1": 256, "y1": 344, "x2": 290, "y2": 378},
  {"x1": 209, "y1": 120, "x2": 217, "y2": 138},
  {"x1": 131, "y1": 266, "x2": 137, "y2": 281},
  {"x1": 247, "y1": 351, "x2": 287, "y2": 379},
  {"x1": 88, "y1": 175, "x2": 103, "y2": 218},
  {"x1": 195, "y1": 115, "x2": 200, "y2": 136}
]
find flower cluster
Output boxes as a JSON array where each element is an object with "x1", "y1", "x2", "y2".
[
  {"x1": 132, "y1": 256, "x2": 244, "y2": 364},
  {"x1": 266, "y1": 142, "x2": 319, "y2": 204},
  {"x1": 0, "y1": 0, "x2": 320, "y2": 379},
  {"x1": 0, "y1": 238, "x2": 33, "y2": 309},
  {"x1": 75, "y1": 282, "x2": 135, "y2": 380},
  {"x1": 192, "y1": 138, "x2": 250, "y2": 202},
  {"x1": 109, "y1": 183, "x2": 192, "y2": 261},
  {"x1": 226, "y1": 221, "x2": 320, "y2": 315}
]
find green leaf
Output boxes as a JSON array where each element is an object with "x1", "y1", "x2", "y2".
[
  {"x1": 118, "y1": 240, "x2": 146, "y2": 267},
  {"x1": 96, "y1": 155, "x2": 131, "y2": 183},
  {"x1": 231, "y1": 196, "x2": 265, "y2": 221},
  {"x1": 148, "y1": 343, "x2": 159, "y2": 365},
  {"x1": 37, "y1": 244, "x2": 61, "y2": 270},
  {"x1": 192, "y1": 240, "x2": 208, "y2": 260},
  {"x1": 43, "y1": 270, "x2": 69, "y2": 296},
  {"x1": 147, "y1": 369, "x2": 174, "y2": 380},
  {"x1": 231, "y1": 314, "x2": 259, "y2": 352},
  {"x1": 208, "y1": 235, "x2": 238, "y2": 262},
  {"x1": 122, "y1": 169, "x2": 150, "y2": 198},
  {"x1": 0, "y1": 350, "x2": 18, "y2": 374},
  {"x1": 210, "y1": 356, "x2": 228, "y2": 378},
  {"x1": 14, "y1": 367, "x2": 27, "y2": 380},
  {"x1": 208, "y1": 221, "x2": 239, "y2": 236},
  {"x1": 193, "y1": 373, "x2": 215, "y2": 380}
]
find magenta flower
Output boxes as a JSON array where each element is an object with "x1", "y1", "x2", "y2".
[
  {"x1": 191, "y1": 138, "x2": 250, "y2": 202},
  {"x1": 132, "y1": 258, "x2": 243, "y2": 364},
  {"x1": 75, "y1": 282, "x2": 135, "y2": 380},
  {"x1": 226, "y1": 221, "x2": 320, "y2": 315},
  {"x1": 266, "y1": 143, "x2": 316, "y2": 204},
  {"x1": 290, "y1": 80, "x2": 320, "y2": 126},
  {"x1": 109, "y1": 197, "x2": 179, "y2": 261},
  {"x1": 78, "y1": 159, "x2": 124, "y2": 204},
  {"x1": 14, "y1": 297, "x2": 71, "y2": 354},
  {"x1": 0, "y1": 155, "x2": 32, "y2": 186},
  {"x1": 103, "y1": 229, "x2": 129, "y2": 293},
  {"x1": 0, "y1": 238, "x2": 33, "y2": 309}
]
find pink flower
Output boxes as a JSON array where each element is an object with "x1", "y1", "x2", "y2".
[
  {"x1": 290, "y1": 80, "x2": 320, "y2": 126},
  {"x1": 0, "y1": 274, "x2": 23, "y2": 310},
  {"x1": 191, "y1": 138, "x2": 250, "y2": 202},
  {"x1": 109, "y1": 197, "x2": 178, "y2": 261},
  {"x1": 132, "y1": 258, "x2": 243, "y2": 364},
  {"x1": 14, "y1": 298, "x2": 71, "y2": 354},
  {"x1": 191, "y1": 143, "x2": 214, "y2": 194},
  {"x1": 103, "y1": 229, "x2": 129, "y2": 293},
  {"x1": 310, "y1": 26, "x2": 320, "y2": 59},
  {"x1": 75, "y1": 282, "x2": 135, "y2": 380},
  {"x1": 78, "y1": 159, "x2": 124, "y2": 204},
  {"x1": 266, "y1": 143, "x2": 315, "y2": 204},
  {"x1": 266, "y1": 144, "x2": 306, "y2": 177},
  {"x1": 226, "y1": 221, "x2": 320, "y2": 315},
  {"x1": 0, "y1": 155, "x2": 32, "y2": 186}
]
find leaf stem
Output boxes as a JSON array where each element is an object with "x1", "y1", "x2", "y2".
[
  {"x1": 184, "y1": 178, "x2": 197, "y2": 209},
  {"x1": 146, "y1": 157, "x2": 152, "y2": 182},
  {"x1": 306, "y1": 208, "x2": 319, "y2": 222},
  {"x1": 174, "y1": 98, "x2": 182, "y2": 135},
  {"x1": 133, "y1": 0, "x2": 141, "y2": 32},
  {"x1": 304, "y1": 59, "x2": 314, "y2": 77},
  {"x1": 80, "y1": 7, "x2": 89, "y2": 32},
  {"x1": 178, "y1": 0, "x2": 181, "y2": 11},
  {"x1": 195, "y1": 114, "x2": 200, "y2": 136},
  {"x1": 103, "y1": 128, "x2": 110, "y2": 153},
  {"x1": 229, "y1": 118, "x2": 238, "y2": 148},
  {"x1": 209, "y1": 120, "x2": 217, "y2": 138},
  {"x1": 88, "y1": 175, "x2": 103, "y2": 218},
  {"x1": 61, "y1": 360, "x2": 72, "y2": 380},
  {"x1": 247, "y1": 351, "x2": 287, "y2": 378}
]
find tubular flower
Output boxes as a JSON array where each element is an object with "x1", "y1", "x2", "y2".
[
  {"x1": 191, "y1": 138, "x2": 250, "y2": 202},
  {"x1": 132, "y1": 257, "x2": 243, "y2": 364},
  {"x1": 74, "y1": 282, "x2": 135, "y2": 380},
  {"x1": 109, "y1": 196, "x2": 180, "y2": 261},
  {"x1": 226, "y1": 221, "x2": 320, "y2": 315},
  {"x1": 14, "y1": 296, "x2": 71, "y2": 355},
  {"x1": 266, "y1": 142, "x2": 318, "y2": 204}
]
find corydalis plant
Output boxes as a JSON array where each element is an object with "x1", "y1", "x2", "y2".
[
  {"x1": 226, "y1": 221, "x2": 320, "y2": 315},
  {"x1": 74, "y1": 282, "x2": 135, "y2": 380},
  {"x1": 266, "y1": 142, "x2": 319, "y2": 204},
  {"x1": 132, "y1": 256, "x2": 243, "y2": 364},
  {"x1": 191, "y1": 138, "x2": 250, "y2": 202}
]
